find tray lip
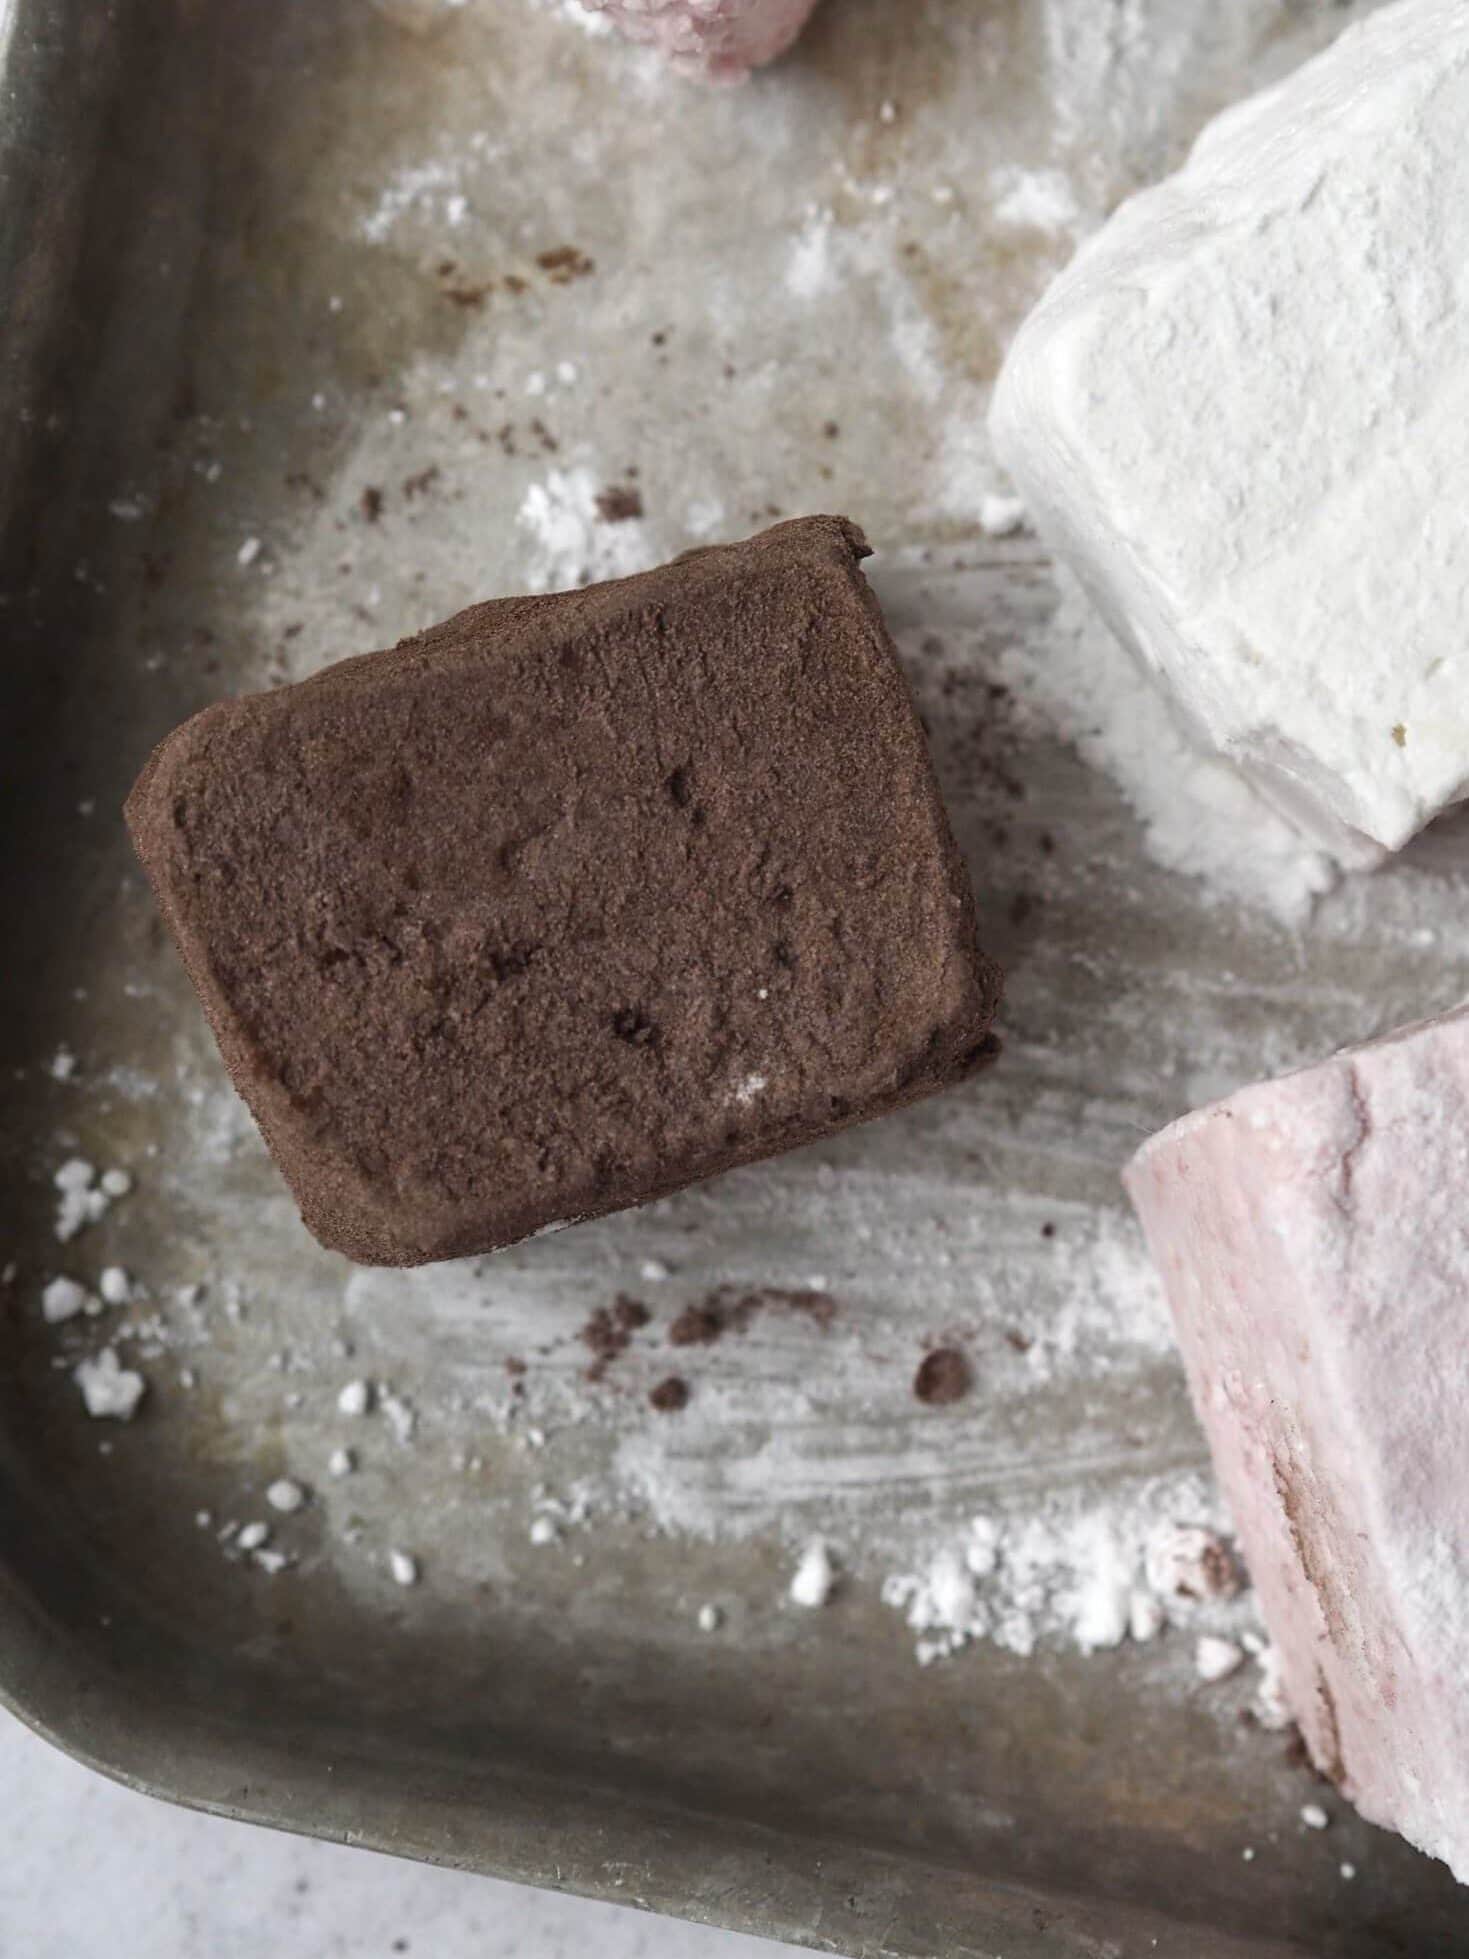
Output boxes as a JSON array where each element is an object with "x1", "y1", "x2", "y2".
[{"x1": 0, "y1": 1596, "x2": 1310, "y2": 1959}]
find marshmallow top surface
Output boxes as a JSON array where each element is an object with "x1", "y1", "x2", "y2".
[{"x1": 991, "y1": 0, "x2": 1469, "y2": 858}]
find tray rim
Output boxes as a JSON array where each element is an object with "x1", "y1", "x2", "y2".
[{"x1": 0, "y1": 1551, "x2": 1306, "y2": 1959}]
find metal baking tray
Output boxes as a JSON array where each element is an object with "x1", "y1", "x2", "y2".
[{"x1": 4, "y1": 1, "x2": 1468, "y2": 1952}]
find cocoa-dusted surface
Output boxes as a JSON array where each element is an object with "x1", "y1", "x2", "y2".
[{"x1": 125, "y1": 517, "x2": 1002, "y2": 1265}]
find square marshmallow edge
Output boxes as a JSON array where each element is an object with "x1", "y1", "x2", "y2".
[
  {"x1": 1125, "y1": 1003, "x2": 1469, "y2": 1880},
  {"x1": 990, "y1": 0, "x2": 1469, "y2": 865}
]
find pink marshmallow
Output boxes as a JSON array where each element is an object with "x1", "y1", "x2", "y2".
[
  {"x1": 579, "y1": 0, "x2": 818, "y2": 80},
  {"x1": 1125, "y1": 1006, "x2": 1469, "y2": 1881}
]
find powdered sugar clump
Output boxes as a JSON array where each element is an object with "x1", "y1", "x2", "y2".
[
  {"x1": 53, "y1": 1157, "x2": 133, "y2": 1243},
  {"x1": 75, "y1": 1348, "x2": 147, "y2": 1421},
  {"x1": 790, "y1": 1539, "x2": 837, "y2": 1608},
  {"x1": 1195, "y1": 1635, "x2": 1246, "y2": 1683},
  {"x1": 881, "y1": 1473, "x2": 1271, "y2": 1678},
  {"x1": 42, "y1": 1276, "x2": 91, "y2": 1325}
]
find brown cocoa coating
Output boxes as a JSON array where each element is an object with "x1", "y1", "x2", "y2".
[{"x1": 125, "y1": 517, "x2": 1002, "y2": 1266}]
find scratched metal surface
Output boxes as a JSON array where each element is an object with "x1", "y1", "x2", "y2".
[{"x1": 2, "y1": 1, "x2": 1466, "y2": 1953}]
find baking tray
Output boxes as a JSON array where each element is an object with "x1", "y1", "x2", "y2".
[{"x1": 4, "y1": 1, "x2": 1469, "y2": 1952}]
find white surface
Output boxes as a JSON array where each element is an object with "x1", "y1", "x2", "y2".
[
  {"x1": 0, "y1": 1710, "x2": 804, "y2": 1959},
  {"x1": 991, "y1": 0, "x2": 1469, "y2": 862}
]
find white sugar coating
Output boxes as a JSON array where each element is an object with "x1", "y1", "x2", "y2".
[
  {"x1": 253, "y1": 1548, "x2": 290, "y2": 1576},
  {"x1": 1194, "y1": 1636, "x2": 1245, "y2": 1685},
  {"x1": 1128, "y1": 1003, "x2": 1469, "y2": 1879},
  {"x1": 696, "y1": 1603, "x2": 722, "y2": 1633},
  {"x1": 266, "y1": 1478, "x2": 306, "y2": 1514},
  {"x1": 48, "y1": 1046, "x2": 77, "y2": 1081},
  {"x1": 992, "y1": 0, "x2": 1469, "y2": 865},
  {"x1": 236, "y1": 536, "x2": 261, "y2": 567},
  {"x1": 74, "y1": 1348, "x2": 145, "y2": 1421},
  {"x1": 41, "y1": 1276, "x2": 89, "y2": 1325},
  {"x1": 54, "y1": 1159, "x2": 96, "y2": 1193},
  {"x1": 388, "y1": 1550, "x2": 419, "y2": 1587},
  {"x1": 639, "y1": 1258, "x2": 670, "y2": 1283},
  {"x1": 97, "y1": 1266, "x2": 131, "y2": 1307},
  {"x1": 99, "y1": 1168, "x2": 133, "y2": 1198},
  {"x1": 1340, "y1": 1863, "x2": 1357, "y2": 1882},
  {"x1": 336, "y1": 1378, "x2": 371, "y2": 1417},
  {"x1": 328, "y1": 1447, "x2": 355, "y2": 1479},
  {"x1": 236, "y1": 1522, "x2": 270, "y2": 1552},
  {"x1": 529, "y1": 1516, "x2": 560, "y2": 1547},
  {"x1": 789, "y1": 1539, "x2": 836, "y2": 1609},
  {"x1": 1301, "y1": 1805, "x2": 1331, "y2": 1833}
]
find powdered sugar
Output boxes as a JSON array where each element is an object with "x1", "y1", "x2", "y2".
[
  {"x1": 337, "y1": 1379, "x2": 372, "y2": 1417},
  {"x1": 789, "y1": 1539, "x2": 837, "y2": 1608},
  {"x1": 53, "y1": 1157, "x2": 133, "y2": 1244},
  {"x1": 75, "y1": 1348, "x2": 146, "y2": 1421},
  {"x1": 1195, "y1": 1635, "x2": 1246, "y2": 1683},
  {"x1": 989, "y1": 167, "x2": 1083, "y2": 238},
  {"x1": 517, "y1": 466, "x2": 653, "y2": 594},
  {"x1": 41, "y1": 1276, "x2": 90, "y2": 1325},
  {"x1": 881, "y1": 1471, "x2": 1273, "y2": 1681},
  {"x1": 997, "y1": 567, "x2": 1338, "y2": 924},
  {"x1": 360, "y1": 157, "x2": 475, "y2": 246}
]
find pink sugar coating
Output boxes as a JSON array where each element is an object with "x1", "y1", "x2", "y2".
[{"x1": 1127, "y1": 1005, "x2": 1469, "y2": 1881}]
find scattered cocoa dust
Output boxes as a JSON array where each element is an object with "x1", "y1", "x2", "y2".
[
  {"x1": 667, "y1": 1286, "x2": 836, "y2": 1348},
  {"x1": 595, "y1": 484, "x2": 644, "y2": 524},
  {"x1": 581, "y1": 1294, "x2": 651, "y2": 1381}
]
